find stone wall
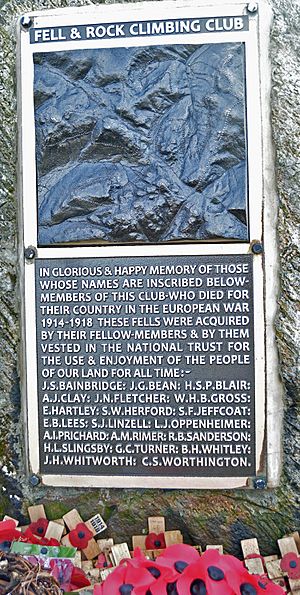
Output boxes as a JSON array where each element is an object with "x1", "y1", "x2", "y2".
[{"x1": 0, "y1": 0, "x2": 299, "y2": 554}]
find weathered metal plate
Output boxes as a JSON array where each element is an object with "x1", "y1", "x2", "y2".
[
  {"x1": 18, "y1": 0, "x2": 264, "y2": 250},
  {"x1": 33, "y1": 40, "x2": 248, "y2": 246},
  {"x1": 35, "y1": 254, "x2": 255, "y2": 477},
  {"x1": 17, "y1": 0, "x2": 280, "y2": 488}
]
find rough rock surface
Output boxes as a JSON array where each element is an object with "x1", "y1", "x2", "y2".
[
  {"x1": 35, "y1": 44, "x2": 247, "y2": 245},
  {"x1": 0, "y1": 0, "x2": 299, "y2": 556}
]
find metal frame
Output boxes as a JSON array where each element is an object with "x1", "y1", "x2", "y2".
[{"x1": 17, "y1": 0, "x2": 281, "y2": 488}]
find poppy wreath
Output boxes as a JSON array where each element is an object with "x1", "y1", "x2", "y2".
[{"x1": 94, "y1": 545, "x2": 285, "y2": 595}]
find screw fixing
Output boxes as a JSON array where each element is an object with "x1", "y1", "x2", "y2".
[
  {"x1": 251, "y1": 242, "x2": 263, "y2": 255},
  {"x1": 24, "y1": 246, "x2": 37, "y2": 260},
  {"x1": 20, "y1": 15, "x2": 33, "y2": 29},
  {"x1": 253, "y1": 477, "x2": 267, "y2": 490},
  {"x1": 247, "y1": 2, "x2": 258, "y2": 13},
  {"x1": 29, "y1": 474, "x2": 40, "y2": 487}
]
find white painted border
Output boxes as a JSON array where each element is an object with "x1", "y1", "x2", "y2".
[
  {"x1": 16, "y1": 0, "x2": 277, "y2": 488},
  {"x1": 258, "y1": 1, "x2": 283, "y2": 487},
  {"x1": 42, "y1": 475, "x2": 249, "y2": 489}
]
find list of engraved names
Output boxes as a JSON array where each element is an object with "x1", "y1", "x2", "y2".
[{"x1": 35, "y1": 255, "x2": 255, "y2": 476}]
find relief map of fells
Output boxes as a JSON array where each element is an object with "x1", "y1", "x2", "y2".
[{"x1": 34, "y1": 42, "x2": 248, "y2": 246}]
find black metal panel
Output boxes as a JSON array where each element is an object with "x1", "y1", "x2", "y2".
[
  {"x1": 34, "y1": 42, "x2": 248, "y2": 246},
  {"x1": 35, "y1": 254, "x2": 255, "y2": 477}
]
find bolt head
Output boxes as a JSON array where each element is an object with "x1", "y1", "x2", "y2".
[
  {"x1": 251, "y1": 242, "x2": 263, "y2": 255},
  {"x1": 29, "y1": 474, "x2": 40, "y2": 487},
  {"x1": 254, "y1": 478, "x2": 266, "y2": 490},
  {"x1": 247, "y1": 2, "x2": 258, "y2": 13},
  {"x1": 24, "y1": 246, "x2": 37, "y2": 260},
  {"x1": 20, "y1": 15, "x2": 33, "y2": 29}
]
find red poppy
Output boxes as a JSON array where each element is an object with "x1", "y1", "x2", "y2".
[
  {"x1": 132, "y1": 548, "x2": 145, "y2": 561},
  {"x1": 46, "y1": 538, "x2": 61, "y2": 546},
  {"x1": 69, "y1": 565, "x2": 91, "y2": 591},
  {"x1": 157, "y1": 543, "x2": 201, "y2": 578},
  {"x1": 68, "y1": 522, "x2": 93, "y2": 549},
  {"x1": 127, "y1": 548, "x2": 175, "y2": 593},
  {"x1": 144, "y1": 574, "x2": 178, "y2": 595},
  {"x1": 94, "y1": 546, "x2": 285, "y2": 595},
  {"x1": 95, "y1": 553, "x2": 113, "y2": 569},
  {"x1": 22, "y1": 528, "x2": 60, "y2": 546},
  {"x1": 29, "y1": 517, "x2": 49, "y2": 538},
  {"x1": 134, "y1": 575, "x2": 171, "y2": 595},
  {"x1": 94, "y1": 561, "x2": 155, "y2": 595},
  {"x1": 226, "y1": 562, "x2": 284, "y2": 595},
  {"x1": 136, "y1": 544, "x2": 201, "y2": 595},
  {"x1": 22, "y1": 529, "x2": 42, "y2": 544},
  {"x1": 177, "y1": 558, "x2": 233, "y2": 595},
  {"x1": 280, "y1": 552, "x2": 300, "y2": 579},
  {"x1": 254, "y1": 575, "x2": 286, "y2": 593},
  {"x1": 176, "y1": 549, "x2": 279, "y2": 595},
  {"x1": 0, "y1": 519, "x2": 23, "y2": 543},
  {"x1": 145, "y1": 532, "x2": 166, "y2": 550}
]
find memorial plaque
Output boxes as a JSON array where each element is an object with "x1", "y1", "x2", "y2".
[
  {"x1": 18, "y1": 0, "x2": 275, "y2": 487},
  {"x1": 36, "y1": 254, "x2": 255, "y2": 477}
]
